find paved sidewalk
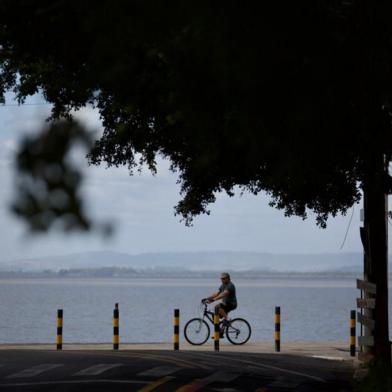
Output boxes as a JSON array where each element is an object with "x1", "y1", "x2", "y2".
[{"x1": 0, "y1": 341, "x2": 356, "y2": 361}]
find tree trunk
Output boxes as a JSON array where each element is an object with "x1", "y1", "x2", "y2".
[{"x1": 363, "y1": 153, "x2": 390, "y2": 363}]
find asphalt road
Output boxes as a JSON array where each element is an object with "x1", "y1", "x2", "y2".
[{"x1": 0, "y1": 349, "x2": 354, "y2": 391}]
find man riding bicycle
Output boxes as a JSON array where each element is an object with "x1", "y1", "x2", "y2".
[
  {"x1": 184, "y1": 272, "x2": 250, "y2": 345},
  {"x1": 203, "y1": 272, "x2": 237, "y2": 325}
]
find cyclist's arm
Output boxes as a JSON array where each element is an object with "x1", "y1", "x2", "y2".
[
  {"x1": 206, "y1": 291, "x2": 220, "y2": 302},
  {"x1": 209, "y1": 290, "x2": 229, "y2": 302}
]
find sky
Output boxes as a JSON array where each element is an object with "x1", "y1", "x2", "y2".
[{"x1": 0, "y1": 92, "x2": 384, "y2": 264}]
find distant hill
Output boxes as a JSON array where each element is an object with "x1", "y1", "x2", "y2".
[{"x1": 0, "y1": 250, "x2": 375, "y2": 272}]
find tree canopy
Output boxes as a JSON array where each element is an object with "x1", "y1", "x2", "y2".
[{"x1": 1, "y1": 1, "x2": 392, "y2": 229}]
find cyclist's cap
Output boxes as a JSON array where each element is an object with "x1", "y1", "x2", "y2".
[{"x1": 221, "y1": 272, "x2": 230, "y2": 279}]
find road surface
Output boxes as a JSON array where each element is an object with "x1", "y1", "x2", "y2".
[{"x1": 0, "y1": 349, "x2": 354, "y2": 391}]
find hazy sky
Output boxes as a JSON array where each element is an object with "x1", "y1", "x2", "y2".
[{"x1": 0, "y1": 92, "x2": 384, "y2": 263}]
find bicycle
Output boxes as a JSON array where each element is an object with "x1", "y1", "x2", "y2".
[{"x1": 184, "y1": 301, "x2": 251, "y2": 345}]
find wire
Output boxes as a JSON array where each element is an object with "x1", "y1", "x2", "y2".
[
  {"x1": 339, "y1": 205, "x2": 355, "y2": 250},
  {"x1": 0, "y1": 102, "x2": 51, "y2": 107}
]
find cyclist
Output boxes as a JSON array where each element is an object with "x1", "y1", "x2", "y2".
[{"x1": 203, "y1": 272, "x2": 237, "y2": 326}]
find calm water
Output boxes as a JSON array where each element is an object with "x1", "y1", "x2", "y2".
[{"x1": 0, "y1": 278, "x2": 390, "y2": 343}]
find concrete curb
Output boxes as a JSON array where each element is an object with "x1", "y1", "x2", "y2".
[{"x1": 0, "y1": 341, "x2": 357, "y2": 360}]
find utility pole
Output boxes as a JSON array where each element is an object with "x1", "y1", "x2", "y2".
[{"x1": 362, "y1": 153, "x2": 390, "y2": 363}]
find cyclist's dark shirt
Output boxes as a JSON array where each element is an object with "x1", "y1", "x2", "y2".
[{"x1": 218, "y1": 281, "x2": 237, "y2": 307}]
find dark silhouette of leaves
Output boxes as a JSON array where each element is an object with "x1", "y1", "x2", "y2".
[{"x1": 1, "y1": 1, "x2": 392, "y2": 228}]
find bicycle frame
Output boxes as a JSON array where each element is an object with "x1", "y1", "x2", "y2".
[
  {"x1": 201, "y1": 304, "x2": 224, "y2": 327},
  {"x1": 201, "y1": 304, "x2": 242, "y2": 336}
]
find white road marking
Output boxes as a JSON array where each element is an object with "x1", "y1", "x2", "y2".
[
  {"x1": 6, "y1": 364, "x2": 63, "y2": 379},
  {"x1": 73, "y1": 363, "x2": 123, "y2": 376},
  {"x1": 138, "y1": 366, "x2": 180, "y2": 377},
  {"x1": 312, "y1": 355, "x2": 346, "y2": 361},
  {"x1": 0, "y1": 379, "x2": 150, "y2": 387}
]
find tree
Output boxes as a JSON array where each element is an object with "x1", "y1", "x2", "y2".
[{"x1": 0, "y1": 1, "x2": 390, "y2": 362}]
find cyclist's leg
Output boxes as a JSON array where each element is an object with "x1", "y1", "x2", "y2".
[
  {"x1": 221, "y1": 303, "x2": 237, "y2": 322},
  {"x1": 219, "y1": 303, "x2": 236, "y2": 321},
  {"x1": 219, "y1": 305, "x2": 234, "y2": 338},
  {"x1": 216, "y1": 304, "x2": 227, "y2": 338},
  {"x1": 218, "y1": 304, "x2": 227, "y2": 320}
]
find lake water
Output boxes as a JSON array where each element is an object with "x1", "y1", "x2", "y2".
[{"x1": 0, "y1": 278, "x2": 390, "y2": 343}]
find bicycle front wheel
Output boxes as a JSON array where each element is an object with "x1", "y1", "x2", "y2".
[
  {"x1": 226, "y1": 318, "x2": 251, "y2": 345},
  {"x1": 184, "y1": 318, "x2": 210, "y2": 345}
]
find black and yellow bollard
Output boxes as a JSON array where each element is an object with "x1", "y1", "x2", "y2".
[
  {"x1": 350, "y1": 310, "x2": 356, "y2": 357},
  {"x1": 113, "y1": 303, "x2": 119, "y2": 350},
  {"x1": 173, "y1": 309, "x2": 180, "y2": 350},
  {"x1": 275, "y1": 306, "x2": 280, "y2": 352},
  {"x1": 56, "y1": 309, "x2": 63, "y2": 350},
  {"x1": 214, "y1": 305, "x2": 220, "y2": 352}
]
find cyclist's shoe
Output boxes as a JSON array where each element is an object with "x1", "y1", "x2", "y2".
[{"x1": 210, "y1": 330, "x2": 225, "y2": 339}]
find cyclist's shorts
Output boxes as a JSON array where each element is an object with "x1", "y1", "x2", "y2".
[{"x1": 219, "y1": 303, "x2": 237, "y2": 313}]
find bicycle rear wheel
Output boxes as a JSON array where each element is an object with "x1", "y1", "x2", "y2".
[
  {"x1": 184, "y1": 318, "x2": 210, "y2": 345},
  {"x1": 225, "y1": 318, "x2": 251, "y2": 345}
]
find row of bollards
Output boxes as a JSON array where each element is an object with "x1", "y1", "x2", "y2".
[
  {"x1": 55, "y1": 305, "x2": 357, "y2": 355},
  {"x1": 55, "y1": 305, "x2": 281, "y2": 352}
]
